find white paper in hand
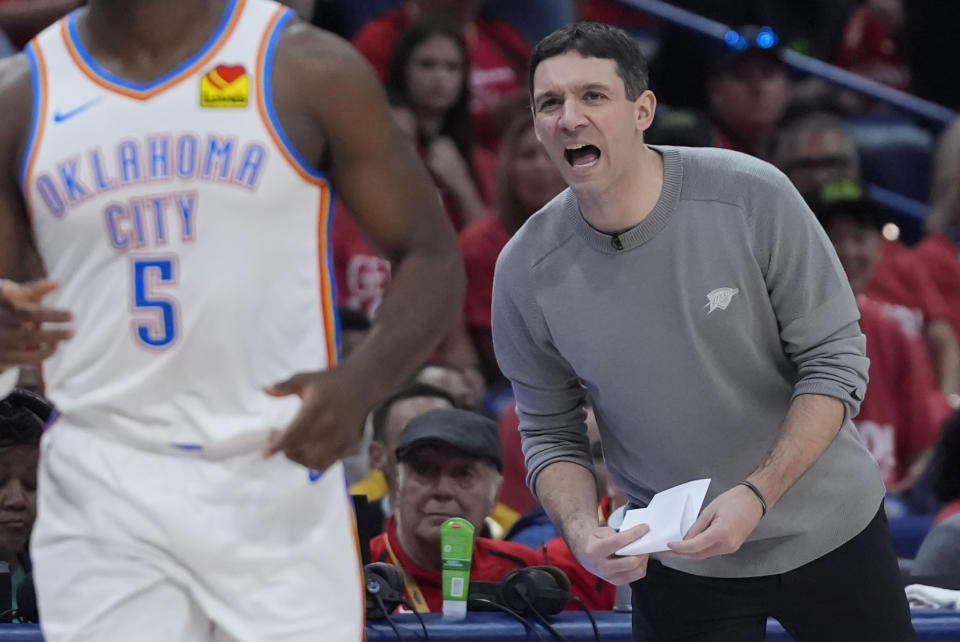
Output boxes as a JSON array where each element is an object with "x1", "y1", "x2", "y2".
[{"x1": 615, "y1": 479, "x2": 710, "y2": 556}]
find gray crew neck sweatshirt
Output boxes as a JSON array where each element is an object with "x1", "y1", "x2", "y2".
[{"x1": 492, "y1": 145, "x2": 885, "y2": 578}]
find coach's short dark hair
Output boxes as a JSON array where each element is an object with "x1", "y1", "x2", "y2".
[{"x1": 529, "y1": 22, "x2": 650, "y2": 101}]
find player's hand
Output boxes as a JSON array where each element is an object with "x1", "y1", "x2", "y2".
[
  {"x1": 667, "y1": 484, "x2": 764, "y2": 560},
  {"x1": 572, "y1": 524, "x2": 651, "y2": 586},
  {"x1": 262, "y1": 369, "x2": 369, "y2": 471},
  {"x1": 0, "y1": 279, "x2": 74, "y2": 368}
]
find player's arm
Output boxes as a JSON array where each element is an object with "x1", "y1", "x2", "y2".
[
  {"x1": 263, "y1": 24, "x2": 464, "y2": 470},
  {"x1": 0, "y1": 53, "x2": 36, "y2": 281},
  {"x1": 0, "y1": 53, "x2": 73, "y2": 371},
  {"x1": 670, "y1": 167, "x2": 869, "y2": 560},
  {"x1": 290, "y1": 28, "x2": 464, "y2": 402}
]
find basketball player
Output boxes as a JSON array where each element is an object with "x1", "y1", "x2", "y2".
[{"x1": 0, "y1": 0, "x2": 465, "y2": 639}]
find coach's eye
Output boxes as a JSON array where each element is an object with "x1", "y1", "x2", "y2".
[{"x1": 537, "y1": 98, "x2": 560, "y2": 112}]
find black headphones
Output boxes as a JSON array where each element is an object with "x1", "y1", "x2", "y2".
[
  {"x1": 362, "y1": 562, "x2": 573, "y2": 620},
  {"x1": 499, "y1": 566, "x2": 572, "y2": 617},
  {"x1": 364, "y1": 562, "x2": 405, "y2": 620}
]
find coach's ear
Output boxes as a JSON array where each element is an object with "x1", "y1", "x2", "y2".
[{"x1": 634, "y1": 90, "x2": 657, "y2": 134}]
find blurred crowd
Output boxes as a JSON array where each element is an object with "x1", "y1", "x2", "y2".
[{"x1": 3, "y1": 0, "x2": 960, "y2": 622}]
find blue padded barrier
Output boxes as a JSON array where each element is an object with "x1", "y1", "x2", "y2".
[{"x1": 3, "y1": 610, "x2": 959, "y2": 640}]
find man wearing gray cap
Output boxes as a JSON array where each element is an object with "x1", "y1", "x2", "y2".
[{"x1": 368, "y1": 407, "x2": 613, "y2": 613}]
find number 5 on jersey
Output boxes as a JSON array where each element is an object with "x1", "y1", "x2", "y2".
[{"x1": 132, "y1": 257, "x2": 180, "y2": 349}]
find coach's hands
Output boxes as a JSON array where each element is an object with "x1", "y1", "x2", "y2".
[
  {"x1": 263, "y1": 366, "x2": 370, "y2": 471},
  {"x1": 667, "y1": 484, "x2": 764, "y2": 560},
  {"x1": 0, "y1": 279, "x2": 74, "y2": 368},
  {"x1": 572, "y1": 523, "x2": 651, "y2": 586}
]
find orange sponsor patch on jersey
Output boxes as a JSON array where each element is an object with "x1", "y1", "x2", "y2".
[{"x1": 200, "y1": 64, "x2": 249, "y2": 108}]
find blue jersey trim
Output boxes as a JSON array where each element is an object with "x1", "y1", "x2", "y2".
[
  {"x1": 172, "y1": 442, "x2": 205, "y2": 451},
  {"x1": 261, "y1": 9, "x2": 328, "y2": 181},
  {"x1": 328, "y1": 189, "x2": 342, "y2": 359},
  {"x1": 20, "y1": 43, "x2": 43, "y2": 193},
  {"x1": 65, "y1": 0, "x2": 239, "y2": 93}
]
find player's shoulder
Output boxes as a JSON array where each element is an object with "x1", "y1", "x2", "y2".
[
  {"x1": 0, "y1": 53, "x2": 33, "y2": 109},
  {"x1": 496, "y1": 189, "x2": 576, "y2": 280},
  {"x1": 272, "y1": 16, "x2": 375, "y2": 83},
  {"x1": 667, "y1": 145, "x2": 794, "y2": 206}
]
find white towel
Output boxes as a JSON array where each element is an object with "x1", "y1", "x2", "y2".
[{"x1": 905, "y1": 584, "x2": 960, "y2": 609}]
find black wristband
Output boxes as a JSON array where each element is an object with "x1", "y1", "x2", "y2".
[{"x1": 738, "y1": 480, "x2": 767, "y2": 518}]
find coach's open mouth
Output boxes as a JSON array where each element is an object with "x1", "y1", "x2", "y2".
[{"x1": 564, "y1": 143, "x2": 601, "y2": 168}]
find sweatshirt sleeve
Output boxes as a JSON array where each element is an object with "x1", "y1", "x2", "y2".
[
  {"x1": 749, "y1": 167, "x2": 870, "y2": 418},
  {"x1": 491, "y1": 243, "x2": 594, "y2": 495}
]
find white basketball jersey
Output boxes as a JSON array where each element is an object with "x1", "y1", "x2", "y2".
[{"x1": 23, "y1": 0, "x2": 339, "y2": 453}]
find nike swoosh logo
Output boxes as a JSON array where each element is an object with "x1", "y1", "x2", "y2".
[{"x1": 53, "y1": 98, "x2": 101, "y2": 124}]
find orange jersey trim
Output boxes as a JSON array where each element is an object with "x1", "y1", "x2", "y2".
[
  {"x1": 256, "y1": 6, "x2": 339, "y2": 366},
  {"x1": 59, "y1": 0, "x2": 246, "y2": 101},
  {"x1": 255, "y1": 7, "x2": 327, "y2": 187},
  {"x1": 319, "y1": 186, "x2": 338, "y2": 367},
  {"x1": 22, "y1": 41, "x2": 50, "y2": 218}
]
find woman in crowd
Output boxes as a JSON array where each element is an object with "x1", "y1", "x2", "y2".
[
  {"x1": 386, "y1": 20, "x2": 494, "y2": 231},
  {"x1": 459, "y1": 115, "x2": 567, "y2": 385}
]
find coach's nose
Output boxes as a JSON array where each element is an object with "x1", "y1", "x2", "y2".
[{"x1": 558, "y1": 99, "x2": 588, "y2": 132}]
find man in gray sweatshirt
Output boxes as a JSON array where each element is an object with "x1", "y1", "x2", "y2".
[{"x1": 492, "y1": 22, "x2": 914, "y2": 641}]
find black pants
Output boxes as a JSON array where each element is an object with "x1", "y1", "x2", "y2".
[{"x1": 631, "y1": 506, "x2": 915, "y2": 641}]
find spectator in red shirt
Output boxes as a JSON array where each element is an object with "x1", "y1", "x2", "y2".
[
  {"x1": 353, "y1": 0, "x2": 530, "y2": 151},
  {"x1": 916, "y1": 119, "x2": 960, "y2": 368},
  {"x1": 707, "y1": 25, "x2": 790, "y2": 161},
  {"x1": 776, "y1": 116, "x2": 960, "y2": 402},
  {"x1": 497, "y1": 403, "x2": 537, "y2": 517},
  {"x1": 808, "y1": 187, "x2": 944, "y2": 493},
  {"x1": 386, "y1": 21, "x2": 494, "y2": 230},
  {"x1": 460, "y1": 115, "x2": 566, "y2": 384},
  {"x1": 854, "y1": 299, "x2": 939, "y2": 492},
  {"x1": 369, "y1": 407, "x2": 614, "y2": 612},
  {"x1": 835, "y1": 0, "x2": 910, "y2": 94},
  {"x1": 334, "y1": 23, "x2": 491, "y2": 381},
  {"x1": 864, "y1": 238, "x2": 960, "y2": 404}
]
